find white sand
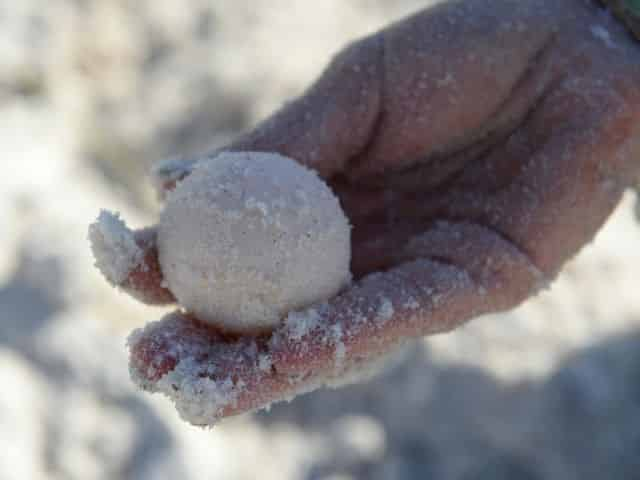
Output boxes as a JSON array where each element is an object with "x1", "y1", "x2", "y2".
[{"x1": 158, "y1": 152, "x2": 352, "y2": 334}]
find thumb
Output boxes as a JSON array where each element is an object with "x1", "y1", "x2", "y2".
[
  {"x1": 227, "y1": 33, "x2": 384, "y2": 179},
  {"x1": 151, "y1": 32, "x2": 385, "y2": 194}
]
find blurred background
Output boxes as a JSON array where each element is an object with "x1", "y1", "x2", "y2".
[{"x1": 1, "y1": 0, "x2": 640, "y2": 478}]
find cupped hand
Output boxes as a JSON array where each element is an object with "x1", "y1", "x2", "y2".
[{"x1": 104, "y1": 0, "x2": 640, "y2": 424}]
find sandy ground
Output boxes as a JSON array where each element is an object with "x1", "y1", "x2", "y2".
[{"x1": 1, "y1": 1, "x2": 639, "y2": 479}]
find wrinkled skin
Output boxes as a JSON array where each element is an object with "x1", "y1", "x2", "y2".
[{"x1": 122, "y1": 0, "x2": 640, "y2": 420}]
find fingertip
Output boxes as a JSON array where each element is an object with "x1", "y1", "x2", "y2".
[
  {"x1": 127, "y1": 312, "x2": 283, "y2": 425},
  {"x1": 128, "y1": 323, "x2": 178, "y2": 385},
  {"x1": 88, "y1": 211, "x2": 175, "y2": 305},
  {"x1": 128, "y1": 312, "x2": 220, "y2": 384},
  {"x1": 88, "y1": 210, "x2": 144, "y2": 287}
]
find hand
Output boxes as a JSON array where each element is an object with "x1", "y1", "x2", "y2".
[{"x1": 97, "y1": 0, "x2": 640, "y2": 425}]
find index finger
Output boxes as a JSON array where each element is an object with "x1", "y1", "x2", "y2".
[{"x1": 127, "y1": 219, "x2": 540, "y2": 425}]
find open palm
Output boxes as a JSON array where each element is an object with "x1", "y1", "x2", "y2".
[{"x1": 96, "y1": 0, "x2": 640, "y2": 425}]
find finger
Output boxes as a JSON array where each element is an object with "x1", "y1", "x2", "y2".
[
  {"x1": 149, "y1": 33, "x2": 383, "y2": 198},
  {"x1": 128, "y1": 312, "x2": 296, "y2": 425},
  {"x1": 125, "y1": 228, "x2": 176, "y2": 305},
  {"x1": 89, "y1": 211, "x2": 175, "y2": 305},
  {"x1": 127, "y1": 217, "x2": 542, "y2": 425},
  {"x1": 218, "y1": 33, "x2": 384, "y2": 179},
  {"x1": 272, "y1": 221, "x2": 544, "y2": 377}
]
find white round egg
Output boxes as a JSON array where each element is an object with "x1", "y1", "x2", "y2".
[{"x1": 158, "y1": 152, "x2": 352, "y2": 334}]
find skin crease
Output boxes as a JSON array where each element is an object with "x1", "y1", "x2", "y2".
[{"x1": 121, "y1": 0, "x2": 640, "y2": 420}]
